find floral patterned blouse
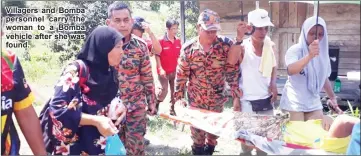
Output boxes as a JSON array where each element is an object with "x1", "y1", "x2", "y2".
[{"x1": 44, "y1": 63, "x2": 114, "y2": 155}]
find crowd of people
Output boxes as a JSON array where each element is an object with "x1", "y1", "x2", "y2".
[{"x1": 1, "y1": 1, "x2": 360, "y2": 156}]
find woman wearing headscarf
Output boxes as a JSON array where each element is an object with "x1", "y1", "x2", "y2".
[
  {"x1": 39, "y1": 26, "x2": 126, "y2": 155},
  {"x1": 280, "y1": 16, "x2": 340, "y2": 123}
]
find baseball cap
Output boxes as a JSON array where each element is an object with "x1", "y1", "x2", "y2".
[
  {"x1": 197, "y1": 9, "x2": 221, "y2": 31},
  {"x1": 248, "y1": 9, "x2": 274, "y2": 27},
  {"x1": 133, "y1": 16, "x2": 149, "y2": 32},
  {"x1": 133, "y1": 16, "x2": 148, "y2": 24}
]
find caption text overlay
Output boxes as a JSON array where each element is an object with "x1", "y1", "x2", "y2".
[{"x1": 3, "y1": 6, "x2": 87, "y2": 48}]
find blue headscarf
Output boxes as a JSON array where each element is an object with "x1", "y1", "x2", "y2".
[{"x1": 299, "y1": 16, "x2": 331, "y2": 95}]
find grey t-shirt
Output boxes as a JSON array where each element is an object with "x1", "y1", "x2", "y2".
[{"x1": 280, "y1": 44, "x2": 323, "y2": 112}]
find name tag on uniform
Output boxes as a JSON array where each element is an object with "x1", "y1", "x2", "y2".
[{"x1": 163, "y1": 47, "x2": 170, "y2": 50}]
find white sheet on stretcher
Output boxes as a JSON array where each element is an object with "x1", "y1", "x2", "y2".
[{"x1": 171, "y1": 106, "x2": 340, "y2": 155}]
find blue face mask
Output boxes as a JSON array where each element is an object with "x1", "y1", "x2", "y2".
[{"x1": 105, "y1": 134, "x2": 126, "y2": 155}]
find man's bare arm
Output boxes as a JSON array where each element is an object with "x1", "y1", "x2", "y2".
[
  {"x1": 143, "y1": 22, "x2": 161, "y2": 55},
  {"x1": 15, "y1": 106, "x2": 47, "y2": 155},
  {"x1": 227, "y1": 43, "x2": 243, "y2": 65},
  {"x1": 155, "y1": 55, "x2": 163, "y2": 70},
  {"x1": 228, "y1": 21, "x2": 247, "y2": 65},
  {"x1": 148, "y1": 32, "x2": 162, "y2": 54}
]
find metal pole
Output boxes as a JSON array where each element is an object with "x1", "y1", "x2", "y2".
[
  {"x1": 313, "y1": 1, "x2": 318, "y2": 16},
  {"x1": 240, "y1": 1, "x2": 244, "y2": 21},
  {"x1": 315, "y1": 1, "x2": 320, "y2": 40},
  {"x1": 180, "y1": 0, "x2": 186, "y2": 43}
]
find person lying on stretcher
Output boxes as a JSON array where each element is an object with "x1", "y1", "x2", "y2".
[{"x1": 284, "y1": 114, "x2": 360, "y2": 154}]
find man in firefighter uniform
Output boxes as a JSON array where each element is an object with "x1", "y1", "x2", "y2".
[
  {"x1": 106, "y1": 2, "x2": 157, "y2": 155},
  {"x1": 174, "y1": 9, "x2": 247, "y2": 155}
]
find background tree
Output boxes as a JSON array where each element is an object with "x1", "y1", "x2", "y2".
[{"x1": 160, "y1": 1, "x2": 200, "y2": 40}]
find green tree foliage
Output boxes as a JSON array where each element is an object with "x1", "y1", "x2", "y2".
[
  {"x1": 150, "y1": 1, "x2": 161, "y2": 12},
  {"x1": 184, "y1": 1, "x2": 200, "y2": 40},
  {"x1": 159, "y1": 1, "x2": 200, "y2": 40}
]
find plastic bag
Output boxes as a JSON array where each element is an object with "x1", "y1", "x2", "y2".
[{"x1": 105, "y1": 134, "x2": 126, "y2": 155}]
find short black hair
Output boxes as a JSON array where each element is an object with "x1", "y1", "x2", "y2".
[
  {"x1": 132, "y1": 16, "x2": 145, "y2": 33},
  {"x1": 107, "y1": 2, "x2": 132, "y2": 19},
  {"x1": 166, "y1": 19, "x2": 179, "y2": 29}
]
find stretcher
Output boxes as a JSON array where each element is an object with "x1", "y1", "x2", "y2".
[
  {"x1": 159, "y1": 106, "x2": 348, "y2": 155},
  {"x1": 30, "y1": 83, "x2": 349, "y2": 155}
]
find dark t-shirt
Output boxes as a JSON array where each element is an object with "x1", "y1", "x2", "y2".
[{"x1": 1, "y1": 50, "x2": 34, "y2": 155}]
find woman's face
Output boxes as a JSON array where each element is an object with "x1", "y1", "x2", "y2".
[
  {"x1": 108, "y1": 41, "x2": 124, "y2": 67},
  {"x1": 307, "y1": 25, "x2": 324, "y2": 45}
]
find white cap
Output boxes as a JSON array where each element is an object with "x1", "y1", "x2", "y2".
[{"x1": 248, "y1": 9, "x2": 274, "y2": 27}]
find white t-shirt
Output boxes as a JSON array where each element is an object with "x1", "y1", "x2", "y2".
[{"x1": 280, "y1": 44, "x2": 323, "y2": 112}]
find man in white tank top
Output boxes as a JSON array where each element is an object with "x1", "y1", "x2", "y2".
[{"x1": 228, "y1": 9, "x2": 278, "y2": 156}]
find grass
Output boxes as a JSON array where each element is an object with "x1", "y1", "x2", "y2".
[
  {"x1": 145, "y1": 111, "x2": 241, "y2": 155},
  {"x1": 347, "y1": 100, "x2": 360, "y2": 118},
  {"x1": 147, "y1": 116, "x2": 175, "y2": 133}
]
